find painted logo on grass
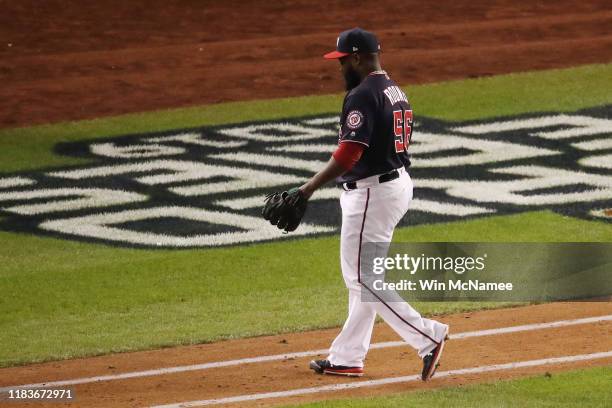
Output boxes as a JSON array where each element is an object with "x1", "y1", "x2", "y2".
[{"x1": 0, "y1": 105, "x2": 611, "y2": 248}]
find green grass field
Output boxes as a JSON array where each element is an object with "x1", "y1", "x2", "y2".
[
  {"x1": 0, "y1": 63, "x2": 611, "y2": 368},
  {"x1": 285, "y1": 366, "x2": 612, "y2": 407}
]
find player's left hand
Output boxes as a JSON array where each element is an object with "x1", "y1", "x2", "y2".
[{"x1": 262, "y1": 187, "x2": 309, "y2": 232}]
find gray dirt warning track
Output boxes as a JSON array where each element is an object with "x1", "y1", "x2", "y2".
[{"x1": 0, "y1": 302, "x2": 611, "y2": 407}]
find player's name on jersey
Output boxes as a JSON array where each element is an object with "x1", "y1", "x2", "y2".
[{"x1": 383, "y1": 86, "x2": 409, "y2": 106}]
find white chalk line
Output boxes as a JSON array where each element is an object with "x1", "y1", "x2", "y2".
[
  {"x1": 0, "y1": 314, "x2": 610, "y2": 393},
  {"x1": 150, "y1": 351, "x2": 612, "y2": 408}
]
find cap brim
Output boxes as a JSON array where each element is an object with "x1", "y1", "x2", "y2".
[{"x1": 323, "y1": 50, "x2": 350, "y2": 59}]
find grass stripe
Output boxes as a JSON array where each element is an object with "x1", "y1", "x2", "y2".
[{"x1": 1, "y1": 63, "x2": 611, "y2": 173}]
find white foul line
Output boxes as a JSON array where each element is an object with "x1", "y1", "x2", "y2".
[
  {"x1": 0, "y1": 314, "x2": 610, "y2": 392},
  {"x1": 150, "y1": 351, "x2": 612, "y2": 408}
]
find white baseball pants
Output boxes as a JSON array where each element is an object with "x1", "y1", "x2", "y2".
[{"x1": 328, "y1": 167, "x2": 449, "y2": 368}]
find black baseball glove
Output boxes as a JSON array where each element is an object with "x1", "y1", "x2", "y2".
[{"x1": 262, "y1": 187, "x2": 308, "y2": 232}]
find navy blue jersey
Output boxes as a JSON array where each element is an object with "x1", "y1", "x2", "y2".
[{"x1": 336, "y1": 71, "x2": 413, "y2": 184}]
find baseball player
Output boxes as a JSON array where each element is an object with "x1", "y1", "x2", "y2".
[{"x1": 263, "y1": 28, "x2": 448, "y2": 381}]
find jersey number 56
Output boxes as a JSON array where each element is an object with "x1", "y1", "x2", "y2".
[{"x1": 393, "y1": 109, "x2": 413, "y2": 153}]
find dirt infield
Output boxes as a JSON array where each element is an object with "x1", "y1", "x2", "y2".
[
  {"x1": 1, "y1": 302, "x2": 611, "y2": 407},
  {"x1": 1, "y1": 0, "x2": 612, "y2": 128}
]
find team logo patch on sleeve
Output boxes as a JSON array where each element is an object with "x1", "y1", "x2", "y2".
[{"x1": 346, "y1": 110, "x2": 364, "y2": 130}]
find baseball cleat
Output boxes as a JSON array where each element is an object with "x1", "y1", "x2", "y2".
[
  {"x1": 309, "y1": 359, "x2": 364, "y2": 377},
  {"x1": 421, "y1": 329, "x2": 449, "y2": 381}
]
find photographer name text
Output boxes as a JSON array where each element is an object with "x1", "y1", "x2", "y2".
[{"x1": 372, "y1": 279, "x2": 513, "y2": 291}]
